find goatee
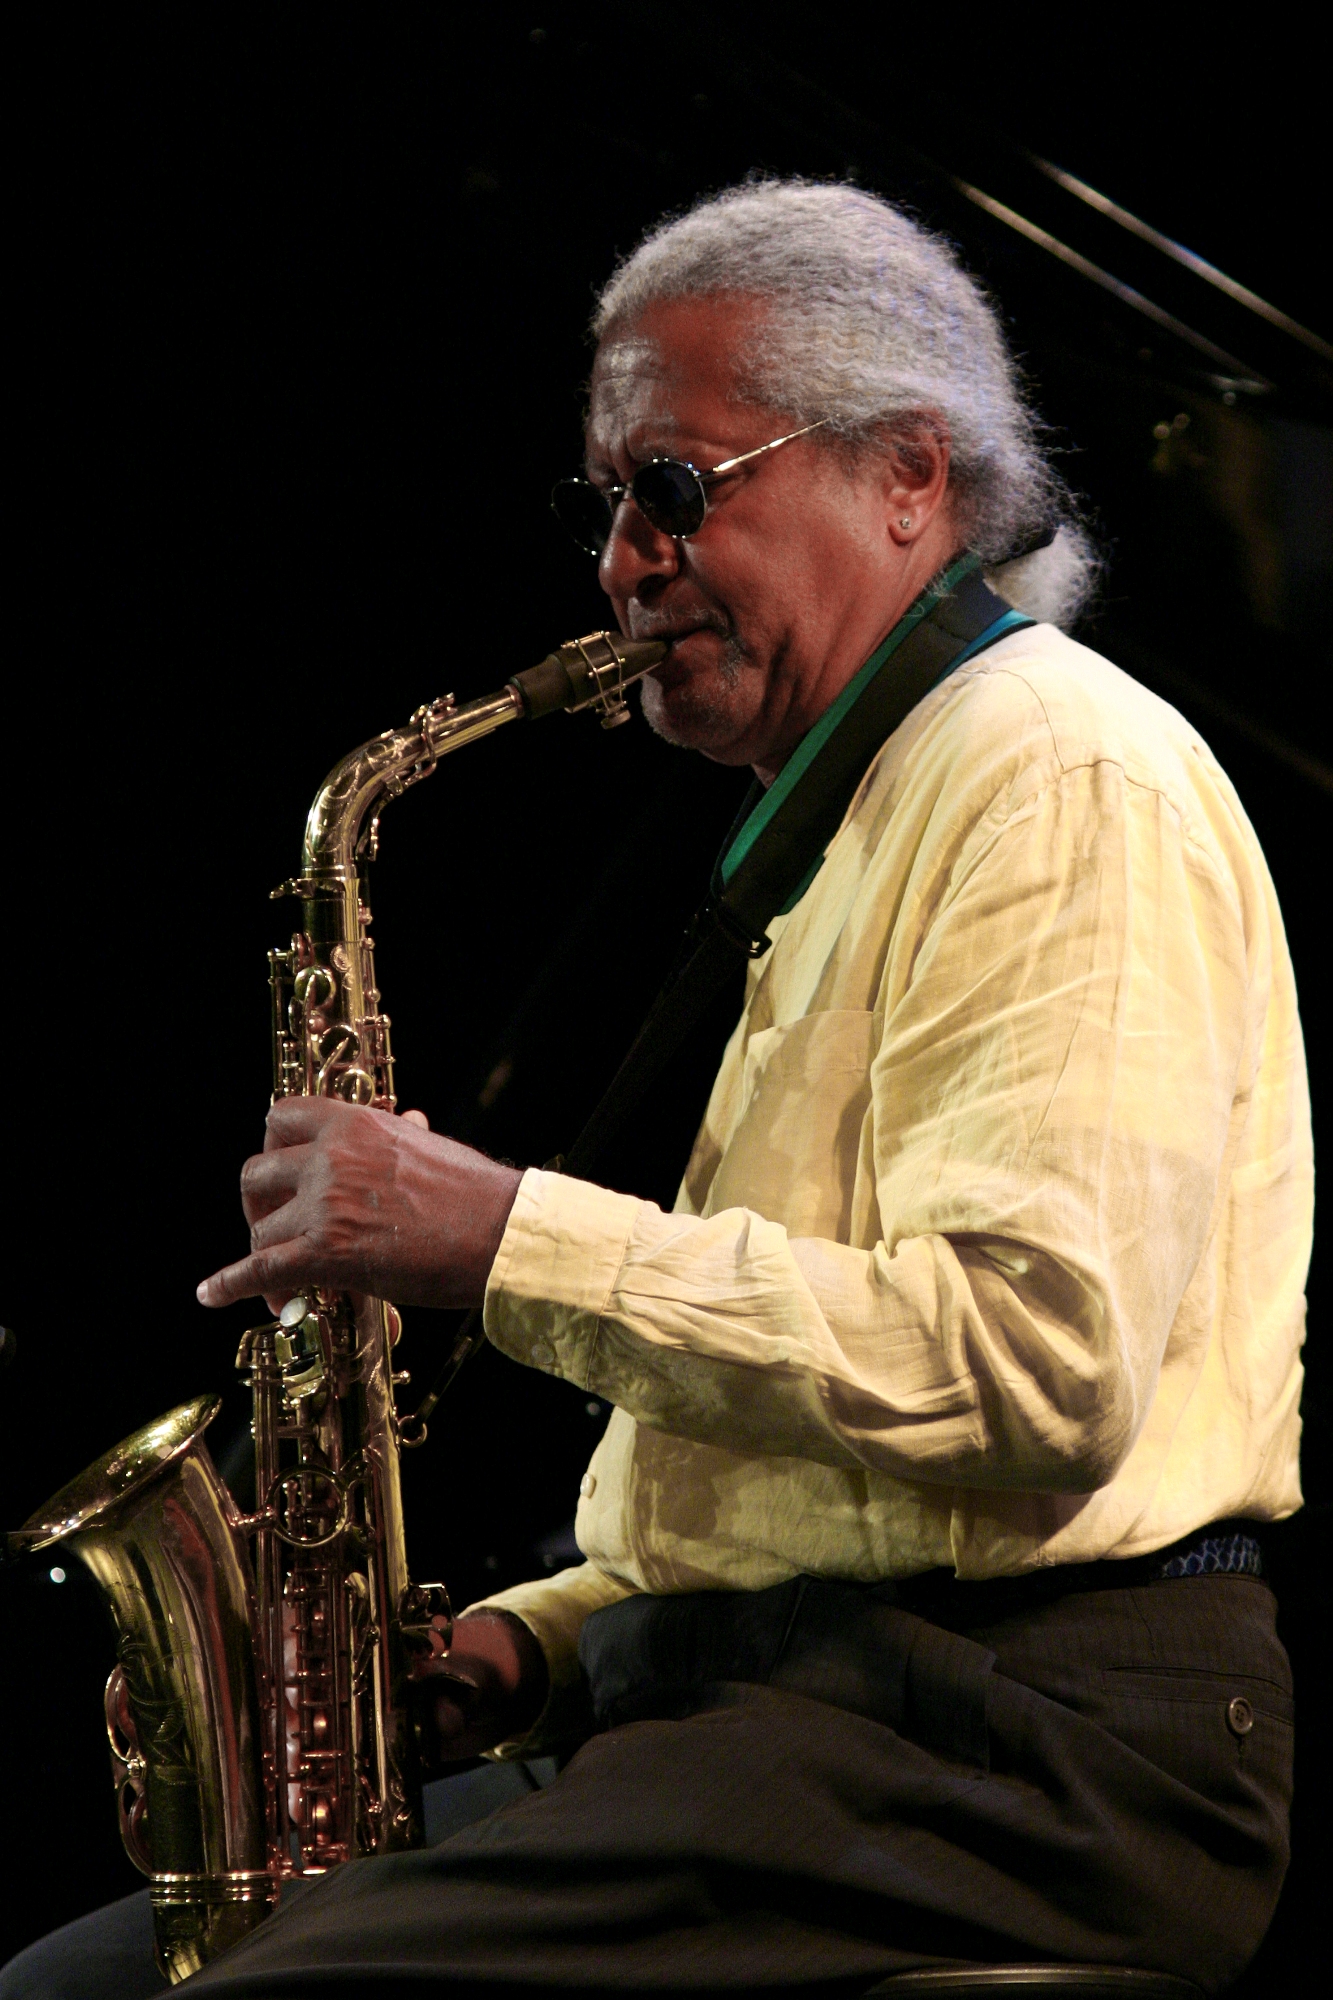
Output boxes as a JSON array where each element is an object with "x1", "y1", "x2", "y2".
[{"x1": 640, "y1": 634, "x2": 750, "y2": 751}]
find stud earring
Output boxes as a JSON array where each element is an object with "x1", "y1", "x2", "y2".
[{"x1": 898, "y1": 516, "x2": 913, "y2": 530}]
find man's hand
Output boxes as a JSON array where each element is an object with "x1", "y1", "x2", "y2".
[
  {"x1": 410, "y1": 1611, "x2": 550, "y2": 1771},
  {"x1": 196, "y1": 1098, "x2": 522, "y2": 1312}
]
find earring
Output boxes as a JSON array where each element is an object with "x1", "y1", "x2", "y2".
[{"x1": 898, "y1": 516, "x2": 913, "y2": 530}]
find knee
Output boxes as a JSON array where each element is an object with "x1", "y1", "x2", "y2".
[{"x1": 0, "y1": 1890, "x2": 162, "y2": 2000}]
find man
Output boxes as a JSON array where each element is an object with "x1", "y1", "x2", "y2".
[{"x1": 6, "y1": 181, "x2": 1305, "y2": 1998}]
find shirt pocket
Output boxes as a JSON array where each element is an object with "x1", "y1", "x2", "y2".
[{"x1": 703, "y1": 1009, "x2": 879, "y2": 1242}]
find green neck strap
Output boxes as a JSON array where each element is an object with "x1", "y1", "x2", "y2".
[{"x1": 719, "y1": 551, "x2": 983, "y2": 888}]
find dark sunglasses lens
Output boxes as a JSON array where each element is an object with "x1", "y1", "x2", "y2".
[
  {"x1": 633, "y1": 460, "x2": 707, "y2": 539},
  {"x1": 551, "y1": 480, "x2": 613, "y2": 555}
]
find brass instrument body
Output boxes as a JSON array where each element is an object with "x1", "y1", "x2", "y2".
[
  {"x1": 10, "y1": 631, "x2": 665, "y2": 1982},
  {"x1": 12, "y1": 1400, "x2": 270, "y2": 1980}
]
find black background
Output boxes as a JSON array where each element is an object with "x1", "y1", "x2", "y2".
[{"x1": 3, "y1": 3, "x2": 1328, "y2": 1980}]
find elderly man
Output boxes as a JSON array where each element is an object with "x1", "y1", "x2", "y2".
[{"x1": 5, "y1": 181, "x2": 1305, "y2": 1999}]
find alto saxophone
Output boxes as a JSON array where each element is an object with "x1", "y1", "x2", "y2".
[{"x1": 9, "y1": 632, "x2": 665, "y2": 1984}]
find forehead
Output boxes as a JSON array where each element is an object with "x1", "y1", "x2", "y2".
[{"x1": 587, "y1": 295, "x2": 764, "y2": 453}]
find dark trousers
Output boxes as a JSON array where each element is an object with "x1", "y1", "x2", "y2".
[{"x1": 1, "y1": 1573, "x2": 1291, "y2": 1998}]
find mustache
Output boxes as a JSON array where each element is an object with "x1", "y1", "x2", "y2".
[
  {"x1": 626, "y1": 608, "x2": 737, "y2": 645},
  {"x1": 628, "y1": 610, "x2": 751, "y2": 695}
]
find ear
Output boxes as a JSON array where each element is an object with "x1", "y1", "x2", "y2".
[{"x1": 881, "y1": 418, "x2": 952, "y2": 547}]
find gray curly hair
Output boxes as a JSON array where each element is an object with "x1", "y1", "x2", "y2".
[{"x1": 593, "y1": 179, "x2": 1098, "y2": 629}]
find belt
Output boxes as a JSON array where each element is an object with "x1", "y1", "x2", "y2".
[
  {"x1": 1153, "y1": 1527, "x2": 1264, "y2": 1579},
  {"x1": 890, "y1": 1516, "x2": 1265, "y2": 1632}
]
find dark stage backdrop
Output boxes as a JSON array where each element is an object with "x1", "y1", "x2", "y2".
[{"x1": 4, "y1": 5, "x2": 1328, "y2": 1980}]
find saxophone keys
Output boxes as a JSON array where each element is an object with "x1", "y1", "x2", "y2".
[
  {"x1": 293, "y1": 965, "x2": 337, "y2": 1010},
  {"x1": 275, "y1": 1300, "x2": 327, "y2": 1401},
  {"x1": 337, "y1": 1068, "x2": 376, "y2": 1106},
  {"x1": 397, "y1": 1580, "x2": 453, "y2": 1658}
]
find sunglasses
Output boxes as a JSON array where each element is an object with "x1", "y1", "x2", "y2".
[{"x1": 551, "y1": 419, "x2": 829, "y2": 557}]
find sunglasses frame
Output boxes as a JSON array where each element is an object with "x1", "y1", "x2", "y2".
[{"x1": 552, "y1": 418, "x2": 829, "y2": 556}]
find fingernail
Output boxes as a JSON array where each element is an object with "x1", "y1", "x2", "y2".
[{"x1": 196, "y1": 1281, "x2": 210, "y2": 1304}]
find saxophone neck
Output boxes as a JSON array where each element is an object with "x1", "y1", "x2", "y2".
[
  {"x1": 277, "y1": 629, "x2": 667, "y2": 889},
  {"x1": 265, "y1": 688, "x2": 523, "y2": 1110},
  {"x1": 296, "y1": 686, "x2": 524, "y2": 882}
]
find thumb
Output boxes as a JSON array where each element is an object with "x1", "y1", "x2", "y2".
[{"x1": 399, "y1": 1109, "x2": 430, "y2": 1130}]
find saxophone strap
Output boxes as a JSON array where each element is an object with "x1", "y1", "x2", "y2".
[
  {"x1": 408, "y1": 559, "x2": 1029, "y2": 1433},
  {"x1": 562, "y1": 556, "x2": 1030, "y2": 1182}
]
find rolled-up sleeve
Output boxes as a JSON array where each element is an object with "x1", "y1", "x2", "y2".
[{"x1": 485, "y1": 756, "x2": 1252, "y2": 1496}]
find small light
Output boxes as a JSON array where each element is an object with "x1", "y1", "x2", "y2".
[
  {"x1": 49, "y1": 1566, "x2": 66, "y2": 1584},
  {"x1": 585, "y1": 1400, "x2": 601, "y2": 1417}
]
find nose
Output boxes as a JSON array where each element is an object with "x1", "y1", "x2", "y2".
[{"x1": 598, "y1": 494, "x2": 681, "y2": 602}]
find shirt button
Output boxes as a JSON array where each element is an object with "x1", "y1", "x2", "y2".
[
  {"x1": 579, "y1": 1473, "x2": 597, "y2": 1498},
  {"x1": 1226, "y1": 1696, "x2": 1254, "y2": 1736},
  {"x1": 530, "y1": 1339, "x2": 555, "y2": 1368}
]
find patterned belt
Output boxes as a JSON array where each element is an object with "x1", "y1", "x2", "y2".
[{"x1": 1153, "y1": 1529, "x2": 1264, "y2": 1579}]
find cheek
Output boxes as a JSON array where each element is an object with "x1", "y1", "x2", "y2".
[
  {"x1": 686, "y1": 530, "x2": 790, "y2": 630},
  {"x1": 713, "y1": 496, "x2": 831, "y2": 597},
  {"x1": 708, "y1": 548, "x2": 822, "y2": 660}
]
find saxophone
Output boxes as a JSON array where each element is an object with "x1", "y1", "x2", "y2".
[{"x1": 8, "y1": 631, "x2": 665, "y2": 1984}]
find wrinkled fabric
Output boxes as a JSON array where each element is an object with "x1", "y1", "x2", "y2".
[{"x1": 478, "y1": 625, "x2": 1309, "y2": 1696}]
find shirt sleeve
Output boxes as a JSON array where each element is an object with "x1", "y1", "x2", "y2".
[{"x1": 484, "y1": 759, "x2": 1251, "y2": 1494}]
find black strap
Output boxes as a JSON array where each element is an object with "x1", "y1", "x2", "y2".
[
  {"x1": 563, "y1": 562, "x2": 1019, "y2": 1180},
  {"x1": 405, "y1": 564, "x2": 1022, "y2": 1439}
]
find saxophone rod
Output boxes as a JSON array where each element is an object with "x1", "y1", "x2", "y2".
[{"x1": 397, "y1": 1308, "x2": 485, "y2": 1446}]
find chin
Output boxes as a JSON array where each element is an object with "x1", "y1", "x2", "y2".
[
  {"x1": 640, "y1": 668, "x2": 764, "y2": 768},
  {"x1": 640, "y1": 676, "x2": 752, "y2": 760}
]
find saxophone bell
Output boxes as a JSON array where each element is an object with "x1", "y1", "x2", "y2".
[{"x1": 8, "y1": 1397, "x2": 270, "y2": 1985}]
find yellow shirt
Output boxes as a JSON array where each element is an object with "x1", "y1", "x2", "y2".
[{"x1": 474, "y1": 622, "x2": 1309, "y2": 1704}]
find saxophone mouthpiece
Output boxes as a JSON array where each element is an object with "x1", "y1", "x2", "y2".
[{"x1": 508, "y1": 631, "x2": 668, "y2": 729}]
